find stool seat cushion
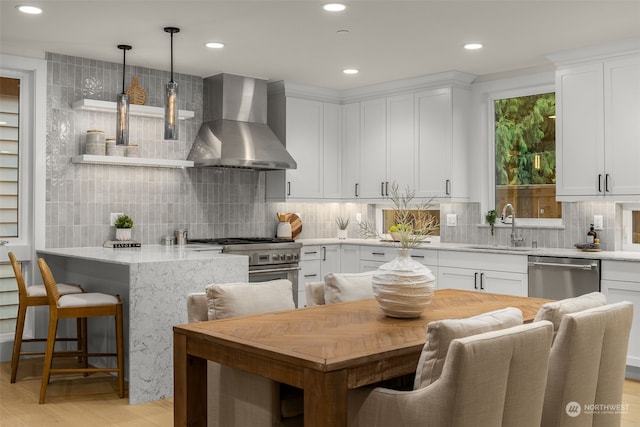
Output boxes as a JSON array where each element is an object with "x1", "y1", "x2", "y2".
[
  {"x1": 27, "y1": 283, "x2": 83, "y2": 297},
  {"x1": 58, "y1": 293, "x2": 119, "y2": 308}
]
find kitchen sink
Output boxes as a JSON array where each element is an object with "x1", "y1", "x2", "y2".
[{"x1": 464, "y1": 244, "x2": 533, "y2": 252}]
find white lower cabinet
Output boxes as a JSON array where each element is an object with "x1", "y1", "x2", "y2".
[
  {"x1": 601, "y1": 260, "x2": 640, "y2": 370},
  {"x1": 437, "y1": 251, "x2": 527, "y2": 297},
  {"x1": 299, "y1": 245, "x2": 340, "y2": 307},
  {"x1": 340, "y1": 245, "x2": 360, "y2": 273}
]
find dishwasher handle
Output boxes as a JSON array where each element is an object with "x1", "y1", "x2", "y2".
[{"x1": 529, "y1": 261, "x2": 597, "y2": 270}]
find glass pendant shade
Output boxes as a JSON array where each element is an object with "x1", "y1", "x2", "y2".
[
  {"x1": 116, "y1": 93, "x2": 130, "y2": 145},
  {"x1": 164, "y1": 81, "x2": 178, "y2": 140},
  {"x1": 116, "y1": 44, "x2": 132, "y2": 146},
  {"x1": 164, "y1": 27, "x2": 180, "y2": 140}
]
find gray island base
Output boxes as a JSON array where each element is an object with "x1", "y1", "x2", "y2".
[{"x1": 37, "y1": 245, "x2": 247, "y2": 404}]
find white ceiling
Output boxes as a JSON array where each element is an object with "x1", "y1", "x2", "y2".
[{"x1": 2, "y1": 1, "x2": 640, "y2": 90}]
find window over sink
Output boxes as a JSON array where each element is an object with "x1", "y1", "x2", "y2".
[{"x1": 491, "y1": 89, "x2": 562, "y2": 225}]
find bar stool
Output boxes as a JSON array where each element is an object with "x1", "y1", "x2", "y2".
[
  {"x1": 8, "y1": 252, "x2": 85, "y2": 383},
  {"x1": 37, "y1": 258, "x2": 125, "y2": 404}
]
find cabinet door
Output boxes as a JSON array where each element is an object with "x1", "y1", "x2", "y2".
[
  {"x1": 340, "y1": 245, "x2": 360, "y2": 273},
  {"x1": 481, "y1": 271, "x2": 527, "y2": 297},
  {"x1": 601, "y1": 279, "x2": 640, "y2": 368},
  {"x1": 323, "y1": 103, "x2": 342, "y2": 199},
  {"x1": 415, "y1": 88, "x2": 453, "y2": 198},
  {"x1": 286, "y1": 97, "x2": 323, "y2": 198},
  {"x1": 342, "y1": 103, "x2": 361, "y2": 198},
  {"x1": 359, "y1": 98, "x2": 387, "y2": 198},
  {"x1": 438, "y1": 267, "x2": 477, "y2": 291},
  {"x1": 320, "y1": 245, "x2": 341, "y2": 277},
  {"x1": 556, "y1": 63, "x2": 605, "y2": 197},
  {"x1": 604, "y1": 55, "x2": 640, "y2": 196},
  {"x1": 387, "y1": 93, "x2": 415, "y2": 191}
]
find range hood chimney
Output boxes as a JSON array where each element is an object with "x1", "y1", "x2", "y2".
[{"x1": 188, "y1": 73, "x2": 297, "y2": 170}]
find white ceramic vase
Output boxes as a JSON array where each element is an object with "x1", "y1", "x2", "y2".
[
  {"x1": 115, "y1": 228, "x2": 132, "y2": 241},
  {"x1": 372, "y1": 248, "x2": 436, "y2": 318},
  {"x1": 337, "y1": 229, "x2": 348, "y2": 239}
]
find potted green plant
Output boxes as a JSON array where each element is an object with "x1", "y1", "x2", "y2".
[
  {"x1": 114, "y1": 214, "x2": 133, "y2": 241},
  {"x1": 485, "y1": 209, "x2": 498, "y2": 236},
  {"x1": 336, "y1": 216, "x2": 350, "y2": 239}
]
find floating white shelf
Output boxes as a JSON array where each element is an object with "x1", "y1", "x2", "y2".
[
  {"x1": 72, "y1": 99, "x2": 195, "y2": 120},
  {"x1": 71, "y1": 154, "x2": 194, "y2": 169}
]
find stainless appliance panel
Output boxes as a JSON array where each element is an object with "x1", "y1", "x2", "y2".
[{"x1": 528, "y1": 256, "x2": 600, "y2": 300}]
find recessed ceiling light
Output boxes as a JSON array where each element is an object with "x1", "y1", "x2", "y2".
[
  {"x1": 205, "y1": 42, "x2": 225, "y2": 49},
  {"x1": 16, "y1": 5, "x2": 42, "y2": 14},
  {"x1": 343, "y1": 68, "x2": 359, "y2": 75},
  {"x1": 324, "y1": 3, "x2": 347, "y2": 12},
  {"x1": 336, "y1": 29, "x2": 350, "y2": 35},
  {"x1": 464, "y1": 43, "x2": 483, "y2": 50}
]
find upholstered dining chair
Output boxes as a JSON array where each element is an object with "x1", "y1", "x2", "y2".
[
  {"x1": 37, "y1": 258, "x2": 124, "y2": 404},
  {"x1": 540, "y1": 301, "x2": 633, "y2": 427},
  {"x1": 348, "y1": 321, "x2": 554, "y2": 427},
  {"x1": 187, "y1": 279, "x2": 303, "y2": 427},
  {"x1": 304, "y1": 271, "x2": 374, "y2": 306},
  {"x1": 8, "y1": 252, "x2": 85, "y2": 383}
]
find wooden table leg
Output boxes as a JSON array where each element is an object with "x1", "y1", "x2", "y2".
[
  {"x1": 304, "y1": 368, "x2": 348, "y2": 427},
  {"x1": 174, "y1": 332, "x2": 207, "y2": 426}
]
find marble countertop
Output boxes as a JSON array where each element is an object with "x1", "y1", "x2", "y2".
[
  {"x1": 37, "y1": 244, "x2": 243, "y2": 265},
  {"x1": 297, "y1": 238, "x2": 640, "y2": 262}
]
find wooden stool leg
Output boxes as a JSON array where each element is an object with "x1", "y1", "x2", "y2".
[
  {"x1": 116, "y1": 303, "x2": 125, "y2": 398},
  {"x1": 10, "y1": 300, "x2": 28, "y2": 383},
  {"x1": 39, "y1": 316, "x2": 59, "y2": 404},
  {"x1": 79, "y1": 317, "x2": 88, "y2": 372}
]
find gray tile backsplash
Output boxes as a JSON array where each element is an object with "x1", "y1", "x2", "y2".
[{"x1": 45, "y1": 52, "x2": 625, "y2": 250}]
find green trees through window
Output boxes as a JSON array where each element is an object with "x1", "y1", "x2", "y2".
[{"x1": 494, "y1": 92, "x2": 561, "y2": 219}]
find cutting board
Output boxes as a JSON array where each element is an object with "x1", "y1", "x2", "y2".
[{"x1": 290, "y1": 214, "x2": 302, "y2": 240}]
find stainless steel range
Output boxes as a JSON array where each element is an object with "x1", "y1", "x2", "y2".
[{"x1": 188, "y1": 237, "x2": 302, "y2": 306}]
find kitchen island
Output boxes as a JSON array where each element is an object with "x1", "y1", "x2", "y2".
[{"x1": 37, "y1": 245, "x2": 248, "y2": 404}]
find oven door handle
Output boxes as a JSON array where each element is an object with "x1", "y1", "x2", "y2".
[{"x1": 248, "y1": 266, "x2": 301, "y2": 275}]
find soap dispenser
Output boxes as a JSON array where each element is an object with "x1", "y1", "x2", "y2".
[{"x1": 587, "y1": 224, "x2": 597, "y2": 244}]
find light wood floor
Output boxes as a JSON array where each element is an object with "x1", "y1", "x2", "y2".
[{"x1": 1, "y1": 358, "x2": 639, "y2": 426}]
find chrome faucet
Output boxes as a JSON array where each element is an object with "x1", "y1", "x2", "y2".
[{"x1": 501, "y1": 204, "x2": 525, "y2": 247}]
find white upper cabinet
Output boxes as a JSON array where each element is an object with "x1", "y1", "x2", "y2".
[
  {"x1": 341, "y1": 103, "x2": 361, "y2": 198},
  {"x1": 386, "y1": 93, "x2": 415, "y2": 194},
  {"x1": 266, "y1": 87, "x2": 342, "y2": 200},
  {"x1": 358, "y1": 98, "x2": 388, "y2": 198},
  {"x1": 555, "y1": 51, "x2": 640, "y2": 200}
]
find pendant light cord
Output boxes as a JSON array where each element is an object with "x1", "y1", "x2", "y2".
[
  {"x1": 117, "y1": 45, "x2": 132, "y2": 95},
  {"x1": 170, "y1": 32, "x2": 174, "y2": 83}
]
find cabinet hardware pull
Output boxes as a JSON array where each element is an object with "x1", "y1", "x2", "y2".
[
  {"x1": 446, "y1": 179, "x2": 451, "y2": 195},
  {"x1": 304, "y1": 274, "x2": 318, "y2": 278},
  {"x1": 385, "y1": 181, "x2": 389, "y2": 196},
  {"x1": 322, "y1": 246, "x2": 327, "y2": 261},
  {"x1": 287, "y1": 181, "x2": 291, "y2": 196},
  {"x1": 381, "y1": 182, "x2": 385, "y2": 197},
  {"x1": 372, "y1": 252, "x2": 385, "y2": 256},
  {"x1": 410, "y1": 255, "x2": 425, "y2": 259},
  {"x1": 474, "y1": 272, "x2": 478, "y2": 290},
  {"x1": 355, "y1": 183, "x2": 359, "y2": 197},
  {"x1": 598, "y1": 174, "x2": 602, "y2": 192},
  {"x1": 305, "y1": 251, "x2": 318, "y2": 255},
  {"x1": 480, "y1": 272, "x2": 485, "y2": 290},
  {"x1": 605, "y1": 174, "x2": 610, "y2": 192}
]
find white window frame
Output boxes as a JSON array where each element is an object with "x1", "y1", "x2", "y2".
[
  {"x1": 622, "y1": 203, "x2": 640, "y2": 252},
  {"x1": 487, "y1": 84, "x2": 562, "y2": 228},
  {"x1": 0, "y1": 55, "x2": 47, "y2": 348}
]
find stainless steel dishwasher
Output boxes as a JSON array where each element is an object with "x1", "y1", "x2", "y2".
[{"x1": 528, "y1": 256, "x2": 600, "y2": 300}]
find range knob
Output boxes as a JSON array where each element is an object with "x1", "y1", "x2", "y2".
[
  {"x1": 286, "y1": 253, "x2": 293, "y2": 261},
  {"x1": 272, "y1": 254, "x2": 279, "y2": 261},
  {"x1": 279, "y1": 254, "x2": 286, "y2": 261}
]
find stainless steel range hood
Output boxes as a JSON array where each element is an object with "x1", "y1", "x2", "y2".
[{"x1": 188, "y1": 73, "x2": 297, "y2": 170}]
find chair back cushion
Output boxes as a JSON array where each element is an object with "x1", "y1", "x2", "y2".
[
  {"x1": 305, "y1": 281, "x2": 326, "y2": 306},
  {"x1": 413, "y1": 307, "x2": 523, "y2": 390},
  {"x1": 534, "y1": 291, "x2": 607, "y2": 334},
  {"x1": 324, "y1": 272, "x2": 374, "y2": 304},
  {"x1": 187, "y1": 292, "x2": 208, "y2": 323},
  {"x1": 541, "y1": 301, "x2": 633, "y2": 427},
  {"x1": 206, "y1": 279, "x2": 295, "y2": 320}
]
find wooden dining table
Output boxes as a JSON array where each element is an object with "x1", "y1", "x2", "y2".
[{"x1": 173, "y1": 289, "x2": 550, "y2": 427}]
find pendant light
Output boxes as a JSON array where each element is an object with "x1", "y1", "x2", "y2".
[
  {"x1": 116, "y1": 44, "x2": 132, "y2": 145},
  {"x1": 164, "y1": 27, "x2": 180, "y2": 140}
]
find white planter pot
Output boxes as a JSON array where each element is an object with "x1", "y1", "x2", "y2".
[
  {"x1": 337, "y1": 229, "x2": 348, "y2": 240},
  {"x1": 115, "y1": 228, "x2": 132, "y2": 241},
  {"x1": 372, "y1": 248, "x2": 436, "y2": 318}
]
